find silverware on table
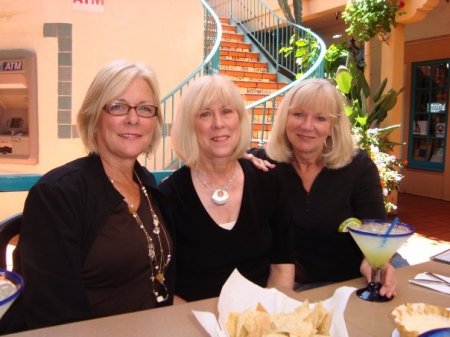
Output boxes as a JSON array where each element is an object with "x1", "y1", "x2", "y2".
[
  {"x1": 410, "y1": 278, "x2": 450, "y2": 287},
  {"x1": 424, "y1": 272, "x2": 450, "y2": 285}
]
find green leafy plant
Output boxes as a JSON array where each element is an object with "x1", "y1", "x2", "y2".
[
  {"x1": 335, "y1": 55, "x2": 405, "y2": 212},
  {"x1": 352, "y1": 127, "x2": 405, "y2": 212},
  {"x1": 279, "y1": 33, "x2": 321, "y2": 79},
  {"x1": 324, "y1": 42, "x2": 349, "y2": 77},
  {"x1": 336, "y1": 55, "x2": 403, "y2": 132},
  {"x1": 341, "y1": 0, "x2": 400, "y2": 42}
]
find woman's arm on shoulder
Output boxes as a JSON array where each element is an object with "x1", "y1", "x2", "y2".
[{"x1": 244, "y1": 148, "x2": 276, "y2": 172}]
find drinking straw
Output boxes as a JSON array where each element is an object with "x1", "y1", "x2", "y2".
[
  {"x1": 380, "y1": 216, "x2": 399, "y2": 247},
  {"x1": 385, "y1": 217, "x2": 399, "y2": 236}
]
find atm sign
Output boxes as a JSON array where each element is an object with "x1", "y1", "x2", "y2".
[{"x1": 0, "y1": 61, "x2": 23, "y2": 72}]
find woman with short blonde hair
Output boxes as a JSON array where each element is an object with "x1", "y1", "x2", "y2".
[
  {"x1": 251, "y1": 78, "x2": 397, "y2": 299},
  {"x1": 267, "y1": 78, "x2": 356, "y2": 168},
  {"x1": 77, "y1": 60, "x2": 163, "y2": 155},
  {"x1": 160, "y1": 74, "x2": 295, "y2": 302},
  {"x1": 171, "y1": 75, "x2": 250, "y2": 166}
]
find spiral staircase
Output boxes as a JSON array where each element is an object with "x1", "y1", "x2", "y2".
[
  {"x1": 144, "y1": 0, "x2": 326, "y2": 170},
  {"x1": 218, "y1": 17, "x2": 287, "y2": 148}
]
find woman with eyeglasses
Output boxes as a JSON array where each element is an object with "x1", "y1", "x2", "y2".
[{"x1": 0, "y1": 61, "x2": 174, "y2": 333}]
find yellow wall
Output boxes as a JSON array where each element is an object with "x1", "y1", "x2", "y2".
[
  {"x1": 0, "y1": 0, "x2": 203, "y2": 219},
  {"x1": 263, "y1": 0, "x2": 346, "y2": 20}
]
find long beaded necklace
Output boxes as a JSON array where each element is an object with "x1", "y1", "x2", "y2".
[
  {"x1": 109, "y1": 172, "x2": 172, "y2": 303},
  {"x1": 194, "y1": 163, "x2": 238, "y2": 206}
]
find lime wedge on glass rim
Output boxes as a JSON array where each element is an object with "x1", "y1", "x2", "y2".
[{"x1": 338, "y1": 217, "x2": 362, "y2": 232}]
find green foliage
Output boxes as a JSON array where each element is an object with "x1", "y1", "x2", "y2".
[
  {"x1": 335, "y1": 55, "x2": 403, "y2": 132},
  {"x1": 353, "y1": 126, "x2": 405, "y2": 213},
  {"x1": 279, "y1": 33, "x2": 321, "y2": 78},
  {"x1": 334, "y1": 54, "x2": 404, "y2": 212},
  {"x1": 342, "y1": 0, "x2": 399, "y2": 42},
  {"x1": 324, "y1": 43, "x2": 349, "y2": 77}
]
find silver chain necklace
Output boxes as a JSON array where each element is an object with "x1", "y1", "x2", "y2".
[
  {"x1": 109, "y1": 172, "x2": 172, "y2": 303},
  {"x1": 194, "y1": 163, "x2": 238, "y2": 206}
]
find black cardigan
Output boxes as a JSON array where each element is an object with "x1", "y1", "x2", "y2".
[{"x1": 0, "y1": 154, "x2": 175, "y2": 334}]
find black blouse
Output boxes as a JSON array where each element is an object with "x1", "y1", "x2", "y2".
[{"x1": 82, "y1": 189, "x2": 172, "y2": 318}]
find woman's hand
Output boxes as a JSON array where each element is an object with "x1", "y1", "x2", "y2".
[
  {"x1": 243, "y1": 153, "x2": 275, "y2": 172},
  {"x1": 360, "y1": 258, "x2": 397, "y2": 298}
]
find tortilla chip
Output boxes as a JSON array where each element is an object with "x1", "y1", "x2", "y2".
[
  {"x1": 225, "y1": 301, "x2": 331, "y2": 337},
  {"x1": 226, "y1": 312, "x2": 238, "y2": 337},
  {"x1": 256, "y1": 302, "x2": 269, "y2": 313}
]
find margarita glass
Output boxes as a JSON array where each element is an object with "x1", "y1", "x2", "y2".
[
  {"x1": 348, "y1": 219, "x2": 414, "y2": 302},
  {"x1": 0, "y1": 268, "x2": 24, "y2": 318}
]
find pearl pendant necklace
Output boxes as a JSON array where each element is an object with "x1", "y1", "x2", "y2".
[
  {"x1": 195, "y1": 163, "x2": 238, "y2": 206},
  {"x1": 211, "y1": 189, "x2": 229, "y2": 206}
]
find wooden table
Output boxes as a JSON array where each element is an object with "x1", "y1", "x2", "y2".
[{"x1": 3, "y1": 261, "x2": 449, "y2": 337}]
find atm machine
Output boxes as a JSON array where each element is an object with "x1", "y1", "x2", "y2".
[{"x1": 0, "y1": 50, "x2": 37, "y2": 163}]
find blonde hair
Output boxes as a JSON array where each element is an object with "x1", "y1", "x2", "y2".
[
  {"x1": 171, "y1": 75, "x2": 250, "y2": 167},
  {"x1": 77, "y1": 60, "x2": 162, "y2": 155},
  {"x1": 267, "y1": 78, "x2": 356, "y2": 168}
]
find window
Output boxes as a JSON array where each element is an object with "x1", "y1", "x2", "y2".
[{"x1": 408, "y1": 60, "x2": 449, "y2": 171}]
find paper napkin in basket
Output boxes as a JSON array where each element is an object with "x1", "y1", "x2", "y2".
[
  {"x1": 193, "y1": 269, "x2": 356, "y2": 337},
  {"x1": 409, "y1": 272, "x2": 450, "y2": 295}
]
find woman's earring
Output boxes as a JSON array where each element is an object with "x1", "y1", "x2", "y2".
[{"x1": 324, "y1": 137, "x2": 332, "y2": 149}]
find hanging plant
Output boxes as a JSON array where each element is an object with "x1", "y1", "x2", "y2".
[{"x1": 341, "y1": 0, "x2": 401, "y2": 42}]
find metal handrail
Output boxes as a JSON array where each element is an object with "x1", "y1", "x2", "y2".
[
  {"x1": 143, "y1": 0, "x2": 222, "y2": 170},
  {"x1": 209, "y1": 0, "x2": 325, "y2": 78}
]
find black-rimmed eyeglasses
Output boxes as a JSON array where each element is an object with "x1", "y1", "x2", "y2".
[{"x1": 103, "y1": 102, "x2": 158, "y2": 118}]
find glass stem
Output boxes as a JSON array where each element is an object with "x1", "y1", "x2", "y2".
[{"x1": 371, "y1": 268, "x2": 382, "y2": 284}]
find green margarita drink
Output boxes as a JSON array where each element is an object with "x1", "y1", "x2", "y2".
[
  {"x1": 348, "y1": 220, "x2": 414, "y2": 302},
  {"x1": 350, "y1": 221, "x2": 413, "y2": 268}
]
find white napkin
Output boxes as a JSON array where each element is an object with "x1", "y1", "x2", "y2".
[
  {"x1": 193, "y1": 269, "x2": 356, "y2": 337},
  {"x1": 409, "y1": 272, "x2": 450, "y2": 295}
]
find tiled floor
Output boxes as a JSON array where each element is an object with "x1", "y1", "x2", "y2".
[
  {"x1": 394, "y1": 192, "x2": 450, "y2": 265},
  {"x1": 395, "y1": 192, "x2": 450, "y2": 241}
]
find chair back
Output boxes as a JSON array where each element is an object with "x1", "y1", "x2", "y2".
[{"x1": 0, "y1": 213, "x2": 22, "y2": 270}]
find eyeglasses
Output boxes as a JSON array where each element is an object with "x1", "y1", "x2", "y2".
[{"x1": 103, "y1": 102, "x2": 158, "y2": 118}]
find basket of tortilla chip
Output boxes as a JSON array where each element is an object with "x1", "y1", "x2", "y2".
[
  {"x1": 226, "y1": 300, "x2": 330, "y2": 337},
  {"x1": 193, "y1": 269, "x2": 356, "y2": 337}
]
